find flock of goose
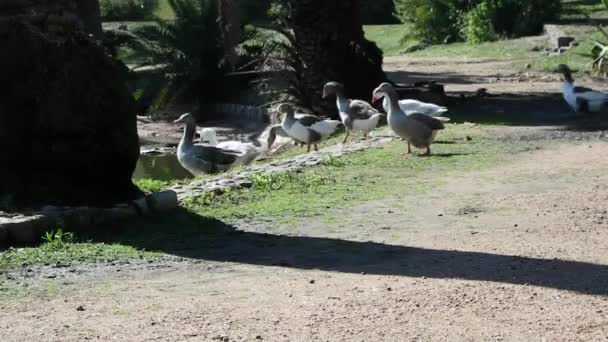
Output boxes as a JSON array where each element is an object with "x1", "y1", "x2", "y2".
[{"x1": 174, "y1": 64, "x2": 608, "y2": 176}]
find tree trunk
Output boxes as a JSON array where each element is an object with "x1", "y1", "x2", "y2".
[
  {"x1": 287, "y1": 0, "x2": 385, "y2": 116},
  {"x1": 76, "y1": 0, "x2": 103, "y2": 40}
]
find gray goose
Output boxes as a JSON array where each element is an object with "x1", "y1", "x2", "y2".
[
  {"x1": 174, "y1": 113, "x2": 262, "y2": 175},
  {"x1": 372, "y1": 83, "x2": 445, "y2": 156},
  {"x1": 322, "y1": 81, "x2": 384, "y2": 144},
  {"x1": 271, "y1": 104, "x2": 342, "y2": 152}
]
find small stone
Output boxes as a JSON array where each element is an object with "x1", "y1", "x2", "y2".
[
  {"x1": 465, "y1": 136, "x2": 473, "y2": 141},
  {"x1": 256, "y1": 336, "x2": 263, "y2": 340},
  {"x1": 514, "y1": 224, "x2": 519, "y2": 227},
  {"x1": 76, "y1": 306, "x2": 85, "y2": 312},
  {"x1": 309, "y1": 280, "x2": 315, "y2": 284}
]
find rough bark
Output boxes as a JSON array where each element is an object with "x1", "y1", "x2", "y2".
[
  {"x1": 287, "y1": 0, "x2": 386, "y2": 116},
  {"x1": 76, "y1": 0, "x2": 103, "y2": 40},
  {"x1": 0, "y1": 1, "x2": 141, "y2": 207}
]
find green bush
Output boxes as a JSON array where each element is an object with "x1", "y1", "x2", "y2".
[
  {"x1": 395, "y1": 0, "x2": 464, "y2": 44},
  {"x1": 482, "y1": 0, "x2": 561, "y2": 38},
  {"x1": 396, "y1": 0, "x2": 561, "y2": 44},
  {"x1": 463, "y1": 1, "x2": 497, "y2": 44},
  {"x1": 100, "y1": 0, "x2": 159, "y2": 21},
  {"x1": 147, "y1": 0, "x2": 227, "y2": 103}
]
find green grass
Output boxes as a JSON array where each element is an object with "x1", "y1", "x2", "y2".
[
  {"x1": 1, "y1": 124, "x2": 536, "y2": 270},
  {"x1": 364, "y1": 24, "x2": 411, "y2": 56},
  {"x1": 0, "y1": 239, "x2": 156, "y2": 271}
]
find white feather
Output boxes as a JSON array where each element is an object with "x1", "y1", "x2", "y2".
[
  {"x1": 352, "y1": 114, "x2": 383, "y2": 132},
  {"x1": 383, "y1": 97, "x2": 449, "y2": 118},
  {"x1": 309, "y1": 119, "x2": 342, "y2": 138}
]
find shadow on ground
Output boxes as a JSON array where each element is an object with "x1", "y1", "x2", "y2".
[
  {"x1": 441, "y1": 91, "x2": 608, "y2": 132},
  {"x1": 88, "y1": 208, "x2": 608, "y2": 296}
]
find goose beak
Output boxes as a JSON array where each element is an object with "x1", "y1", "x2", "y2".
[{"x1": 371, "y1": 95, "x2": 380, "y2": 105}]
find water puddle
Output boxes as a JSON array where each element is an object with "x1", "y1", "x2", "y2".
[{"x1": 133, "y1": 153, "x2": 194, "y2": 181}]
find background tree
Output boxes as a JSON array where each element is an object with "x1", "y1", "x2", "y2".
[{"x1": 286, "y1": 0, "x2": 386, "y2": 115}]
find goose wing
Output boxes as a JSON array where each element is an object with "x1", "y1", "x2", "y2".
[
  {"x1": 408, "y1": 113, "x2": 445, "y2": 131},
  {"x1": 296, "y1": 114, "x2": 324, "y2": 127},
  {"x1": 349, "y1": 100, "x2": 379, "y2": 120},
  {"x1": 191, "y1": 144, "x2": 241, "y2": 165}
]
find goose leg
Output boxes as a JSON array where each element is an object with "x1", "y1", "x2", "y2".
[
  {"x1": 307, "y1": 143, "x2": 311, "y2": 153},
  {"x1": 342, "y1": 131, "x2": 350, "y2": 144},
  {"x1": 362, "y1": 132, "x2": 368, "y2": 140},
  {"x1": 401, "y1": 142, "x2": 412, "y2": 156},
  {"x1": 314, "y1": 144, "x2": 319, "y2": 151},
  {"x1": 422, "y1": 146, "x2": 431, "y2": 156}
]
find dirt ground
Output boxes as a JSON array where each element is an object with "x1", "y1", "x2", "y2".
[{"x1": 4, "y1": 58, "x2": 608, "y2": 342}]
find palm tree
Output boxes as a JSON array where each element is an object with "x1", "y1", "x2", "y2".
[{"x1": 287, "y1": 0, "x2": 385, "y2": 116}]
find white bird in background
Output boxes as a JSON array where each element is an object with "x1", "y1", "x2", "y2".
[{"x1": 558, "y1": 64, "x2": 608, "y2": 114}]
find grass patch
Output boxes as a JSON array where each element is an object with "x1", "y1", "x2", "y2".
[
  {"x1": 0, "y1": 232, "x2": 156, "y2": 271},
  {"x1": 364, "y1": 24, "x2": 411, "y2": 56},
  {"x1": 182, "y1": 125, "x2": 537, "y2": 223},
  {"x1": 0, "y1": 125, "x2": 545, "y2": 269}
]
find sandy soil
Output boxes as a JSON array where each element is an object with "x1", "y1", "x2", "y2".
[{"x1": 3, "y1": 58, "x2": 608, "y2": 342}]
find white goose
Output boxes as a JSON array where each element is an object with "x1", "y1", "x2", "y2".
[
  {"x1": 199, "y1": 127, "x2": 266, "y2": 166},
  {"x1": 381, "y1": 97, "x2": 450, "y2": 122},
  {"x1": 271, "y1": 104, "x2": 342, "y2": 152},
  {"x1": 322, "y1": 82, "x2": 384, "y2": 144},
  {"x1": 558, "y1": 64, "x2": 608, "y2": 114},
  {"x1": 174, "y1": 113, "x2": 265, "y2": 175}
]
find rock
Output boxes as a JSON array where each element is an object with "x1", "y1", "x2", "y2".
[
  {"x1": 1, "y1": 215, "x2": 53, "y2": 245},
  {"x1": 0, "y1": 1, "x2": 141, "y2": 208},
  {"x1": 557, "y1": 36, "x2": 575, "y2": 49},
  {"x1": 146, "y1": 191, "x2": 179, "y2": 213}
]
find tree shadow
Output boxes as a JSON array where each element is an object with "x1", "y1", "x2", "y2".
[
  {"x1": 444, "y1": 91, "x2": 608, "y2": 131},
  {"x1": 87, "y1": 208, "x2": 608, "y2": 296}
]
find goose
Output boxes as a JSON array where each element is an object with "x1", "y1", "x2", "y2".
[
  {"x1": 558, "y1": 64, "x2": 608, "y2": 114},
  {"x1": 272, "y1": 104, "x2": 342, "y2": 152},
  {"x1": 372, "y1": 83, "x2": 445, "y2": 156},
  {"x1": 174, "y1": 113, "x2": 265, "y2": 175},
  {"x1": 322, "y1": 81, "x2": 384, "y2": 144},
  {"x1": 381, "y1": 97, "x2": 450, "y2": 122},
  {"x1": 199, "y1": 127, "x2": 267, "y2": 166}
]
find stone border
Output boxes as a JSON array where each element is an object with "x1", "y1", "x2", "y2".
[
  {"x1": 172, "y1": 131, "x2": 397, "y2": 200},
  {"x1": 0, "y1": 191, "x2": 179, "y2": 247},
  {"x1": 0, "y1": 131, "x2": 397, "y2": 247}
]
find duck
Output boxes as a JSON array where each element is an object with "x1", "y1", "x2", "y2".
[
  {"x1": 558, "y1": 64, "x2": 608, "y2": 114},
  {"x1": 372, "y1": 83, "x2": 445, "y2": 156},
  {"x1": 322, "y1": 81, "x2": 385, "y2": 144},
  {"x1": 381, "y1": 97, "x2": 450, "y2": 122},
  {"x1": 271, "y1": 103, "x2": 342, "y2": 152},
  {"x1": 174, "y1": 113, "x2": 265, "y2": 175}
]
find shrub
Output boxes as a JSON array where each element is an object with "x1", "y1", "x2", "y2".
[
  {"x1": 395, "y1": 0, "x2": 464, "y2": 44},
  {"x1": 463, "y1": 1, "x2": 497, "y2": 44},
  {"x1": 147, "y1": 0, "x2": 228, "y2": 103},
  {"x1": 396, "y1": 0, "x2": 561, "y2": 44},
  {"x1": 100, "y1": 0, "x2": 159, "y2": 21},
  {"x1": 482, "y1": 0, "x2": 561, "y2": 39}
]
